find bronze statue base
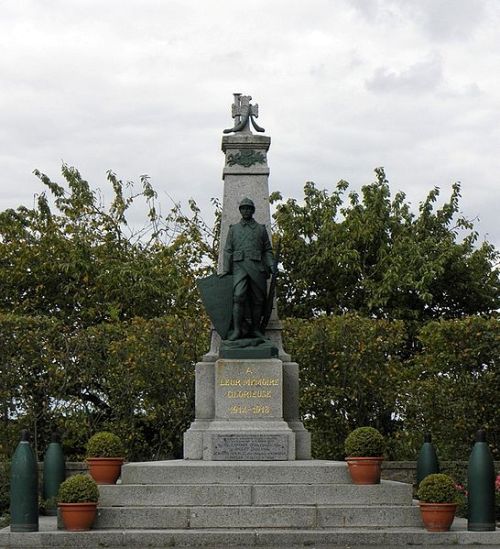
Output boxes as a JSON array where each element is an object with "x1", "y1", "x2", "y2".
[{"x1": 219, "y1": 338, "x2": 278, "y2": 359}]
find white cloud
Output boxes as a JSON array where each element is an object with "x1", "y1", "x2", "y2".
[
  {"x1": 0, "y1": 0, "x2": 498, "y2": 249},
  {"x1": 398, "y1": 0, "x2": 487, "y2": 42},
  {"x1": 366, "y1": 54, "x2": 443, "y2": 94}
]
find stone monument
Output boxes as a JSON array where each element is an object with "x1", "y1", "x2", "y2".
[
  {"x1": 4, "y1": 96, "x2": 500, "y2": 549},
  {"x1": 184, "y1": 93, "x2": 311, "y2": 460}
]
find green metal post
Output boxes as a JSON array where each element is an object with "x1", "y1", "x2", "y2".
[
  {"x1": 416, "y1": 432, "x2": 440, "y2": 486},
  {"x1": 43, "y1": 432, "x2": 65, "y2": 516},
  {"x1": 468, "y1": 429, "x2": 496, "y2": 531},
  {"x1": 10, "y1": 430, "x2": 39, "y2": 532}
]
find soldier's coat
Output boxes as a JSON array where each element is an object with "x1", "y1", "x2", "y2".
[{"x1": 223, "y1": 219, "x2": 274, "y2": 295}]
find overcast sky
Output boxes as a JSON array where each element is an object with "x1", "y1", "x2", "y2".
[{"x1": 1, "y1": 0, "x2": 499, "y2": 248}]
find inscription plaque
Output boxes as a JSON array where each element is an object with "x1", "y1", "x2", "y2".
[
  {"x1": 212, "y1": 434, "x2": 288, "y2": 460},
  {"x1": 215, "y1": 359, "x2": 283, "y2": 419}
]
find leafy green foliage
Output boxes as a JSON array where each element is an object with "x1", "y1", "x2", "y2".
[
  {"x1": 39, "y1": 496, "x2": 58, "y2": 515},
  {"x1": 272, "y1": 168, "x2": 500, "y2": 321},
  {"x1": 0, "y1": 165, "x2": 215, "y2": 327},
  {"x1": 0, "y1": 164, "x2": 212, "y2": 460},
  {"x1": 284, "y1": 314, "x2": 405, "y2": 459},
  {"x1": 400, "y1": 317, "x2": 500, "y2": 460},
  {"x1": 66, "y1": 315, "x2": 205, "y2": 460},
  {"x1": 0, "y1": 462, "x2": 9, "y2": 518},
  {"x1": 58, "y1": 474, "x2": 99, "y2": 503},
  {"x1": 0, "y1": 164, "x2": 498, "y2": 464},
  {"x1": 0, "y1": 313, "x2": 64, "y2": 458},
  {"x1": 345, "y1": 427, "x2": 386, "y2": 457},
  {"x1": 86, "y1": 432, "x2": 124, "y2": 458},
  {"x1": 276, "y1": 170, "x2": 499, "y2": 460},
  {"x1": 0, "y1": 312, "x2": 207, "y2": 461},
  {"x1": 285, "y1": 315, "x2": 500, "y2": 460},
  {"x1": 496, "y1": 474, "x2": 500, "y2": 520},
  {"x1": 417, "y1": 473, "x2": 458, "y2": 503}
]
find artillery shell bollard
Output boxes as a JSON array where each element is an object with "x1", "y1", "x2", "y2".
[
  {"x1": 10, "y1": 430, "x2": 39, "y2": 532},
  {"x1": 416, "y1": 432, "x2": 440, "y2": 485},
  {"x1": 43, "y1": 432, "x2": 66, "y2": 516},
  {"x1": 468, "y1": 429, "x2": 496, "y2": 531}
]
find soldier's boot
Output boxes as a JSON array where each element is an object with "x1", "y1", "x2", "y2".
[
  {"x1": 227, "y1": 304, "x2": 243, "y2": 341},
  {"x1": 250, "y1": 305, "x2": 265, "y2": 339}
]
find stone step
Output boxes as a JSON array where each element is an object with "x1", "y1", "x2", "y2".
[
  {"x1": 121, "y1": 459, "x2": 351, "y2": 485},
  {"x1": 99, "y1": 480, "x2": 413, "y2": 507},
  {"x1": 94, "y1": 504, "x2": 421, "y2": 529},
  {"x1": 3, "y1": 517, "x2": 500, "y2": 548}
]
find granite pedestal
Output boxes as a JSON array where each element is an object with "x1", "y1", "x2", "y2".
[{"x1": 184, "y1": 358, "x2": 309, "y2": 460}]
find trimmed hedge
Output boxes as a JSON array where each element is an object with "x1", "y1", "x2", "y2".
[
  {"x1": 401, "y1": 316, "x2": 500, "y2": 461},
  {"x1": 417, "y1": 473, "x2": 458, "y2": 503},
  {"x1": 0, "y1": 312, "x2": 207, "y2": 461},
  {"x1": 86, "y1": 432, "x2": 124, "y2": 458},
  {"x1": 345, "y1": 427, "x2": 386, "y2": 457},
  {"x1": 285, "y1": 314, "x2": 499, "y2": 460},
  {"x1": 284, "y1": 314, "x2": 406, "y2": 459},
  {"x1": 58, "y1": 474, "x2": 98, "y2": 503},
  {"x1": 1, "y1": 313, "x2": 498, "y2": 462}
]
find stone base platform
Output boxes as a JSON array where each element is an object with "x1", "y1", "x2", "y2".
[
  {"x1": 1, "y1": 460, "x2": 499, "y2": 547},
  {"x1": 2, "y1": 517, "x2": 500, "y2": 547}
]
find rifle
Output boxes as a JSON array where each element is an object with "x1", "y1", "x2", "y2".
[{"x1": 260, "y1": 238, "x2": 281, "y2": 333}]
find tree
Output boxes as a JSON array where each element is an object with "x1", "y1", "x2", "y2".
[
  {"x1": 399, "y1": 316, "x2": 500, "y2": 460},
  {"x1": 0, "y1": 164, "x2": 215, "y2": 459},
  {"x1": 284, "y1": 314, "x2": 406, "y2": 459},
  {"x1": 271, "y1": 168, "x2": 500, "y2": 321},
  {"x1": 0, "y1": 313, "x2": 63, "y2": 458},
  {"x1": 0, "y1": 164, "x2": 217, "y2": 326},
  {"x1": 1, "y1": 163, "x2": 498, "y2": 462}
]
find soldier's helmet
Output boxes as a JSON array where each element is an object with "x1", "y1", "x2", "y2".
[{"x1": 239, "y1": 197, "x2": 255, "y2": 211}]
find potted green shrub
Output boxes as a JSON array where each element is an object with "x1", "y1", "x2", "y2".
[
  {"x1": 86, "y1": 431, "x2": 125, "y2": 485},
  {"x1": 417, "y1": 473, "x2": 458, "y2": 531},
  {"x1": 344, "y1": 427, "x2": 386, "y2": 484},
  {"x1": 57, "y1": 474, "x2": 99, "y2": 531}
]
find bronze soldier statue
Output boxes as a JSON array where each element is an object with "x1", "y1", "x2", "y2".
[{"x1": 221, "y1": 198, "x2": 275, "y2": 341}]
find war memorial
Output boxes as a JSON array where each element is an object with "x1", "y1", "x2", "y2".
[{"x1": 1, "y1": 94, "x2": 499, "y2": 547}]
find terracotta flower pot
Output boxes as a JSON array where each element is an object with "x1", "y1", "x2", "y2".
[
  {"x1": 59, "y1": 502, "x2": 97, "y2": 531},
  {"x1": 86, "y1": 457, "x2": 124, "y2": 484},
  {"x1": 419, "y1": 502, "x2": 457, "y2": 532},
  {"x1": 345, "y1": 456, "x2": 383, "y2": 484}
]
